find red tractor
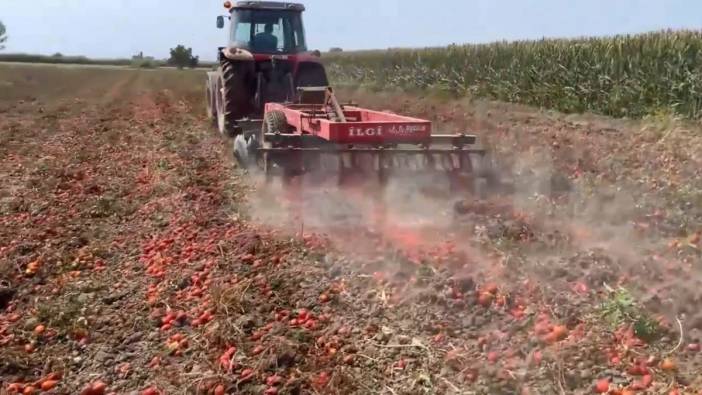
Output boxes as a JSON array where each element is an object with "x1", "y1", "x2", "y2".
[
  {"x1": 207, "y1": 1, "x2": 498, "y2": 192},
  {"x1": 206, "y1": 1, "x2": 327, "y2": 137}
]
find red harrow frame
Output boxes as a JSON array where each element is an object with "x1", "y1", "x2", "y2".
[{"x1": 233, "y1": 87, "x2": 496, "y2": 191}]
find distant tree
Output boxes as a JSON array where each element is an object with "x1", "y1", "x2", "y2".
[
  {"x1": 168, "y1": 45, "x2": 198, "y2": 69},
  {"x1": 0, "y1": 21, "x2": 8, "y2": 51},
  {"x1": 52, "y1": 52, "x2": 63, "y2": 58},
  {"x1": 329, "y1": 47, "x2": 343, "y2": 53},
  {"x1": 188, "y1": 55, "x2": 199, "y2": 69}
]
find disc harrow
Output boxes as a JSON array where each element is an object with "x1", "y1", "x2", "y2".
[{"x1": 233, "y1": 87, "x2": 498, "y2": 193}]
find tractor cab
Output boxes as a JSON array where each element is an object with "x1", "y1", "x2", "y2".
[
  {"x1": 218, "y1": 1, "x2": 308, "y2": 55},
  {"x1": 208, "y1": 1, "x2": 329, "y2": 136}
]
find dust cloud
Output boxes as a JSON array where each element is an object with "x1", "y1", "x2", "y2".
[{"x1": 236, "y1": 145, "x2": 702, "y2": 331}]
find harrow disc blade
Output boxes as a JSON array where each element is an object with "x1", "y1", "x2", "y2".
[
  {"x1": 256, "y1": 147, "x2": 499, "y2": 198},
  {"x1": 381, "y1": 152, "x2": 468, "y2": 173}
]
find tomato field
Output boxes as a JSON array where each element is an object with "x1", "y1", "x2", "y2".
[{"x1": 0, "y1": 62, "x2": 701, "y2": 394}]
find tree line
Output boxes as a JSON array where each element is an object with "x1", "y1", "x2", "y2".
[{"x1": 0, "y1": 21, "x2": 200, "y2": 70}]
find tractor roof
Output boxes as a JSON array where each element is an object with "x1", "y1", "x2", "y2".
[{"x1": 231, "y1": 1, "x2": 305, "y2": 11}]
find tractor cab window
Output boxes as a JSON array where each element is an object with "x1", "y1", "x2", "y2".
[{"x1": 230, "y1": 9, "x2": 307, "y2": 54}]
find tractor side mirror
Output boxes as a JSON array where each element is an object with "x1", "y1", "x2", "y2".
[{"x1": 216, "y1": 16, "x2": 225, "y2": 29}]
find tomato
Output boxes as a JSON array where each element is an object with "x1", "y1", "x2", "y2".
[
  {"x1": 660, "y1": 358, "x2": 677, "y2": 371},
  {"x1": 266, "y1": 375, "x2": 282, "y2": 386},
  {"x1": 40, "y1": 380, "x2": 58, "y2": 391},
  {"x1": 487, "y1": 351, "x2": 499, "y2": 363},
  {"x1": 482, "y1": 283, "x2": 499, "y2": 294},
  {"x1": 297, "y1": 309, "x2": 309, "y2": 321},
  {"x1": 314, "y1": 372, "x2": 330, "y2": 389},
  {"x1": 594, "y1": 378, "x2": 609, "y2": 393},
  {"x1": 239, "y1": 368, "x2": 254, "y2": 382},
  {"x1": 92, "y1": 381, "x2": 107, "y2": 395},
  {"x1": 551, "y1": 325, "x2": 568, "y2": 341},
  {"x1": 140, "y1": 387, "x2": 159, "y2": 395}
]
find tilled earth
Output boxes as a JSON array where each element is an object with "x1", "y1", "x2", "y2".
[{"x1": 1, "y1": 64, "x2": 701, "y2": 395}]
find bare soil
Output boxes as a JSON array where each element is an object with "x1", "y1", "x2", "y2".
[{"x1": 1, "y1": 64, "x2": 701, "y2": 395}]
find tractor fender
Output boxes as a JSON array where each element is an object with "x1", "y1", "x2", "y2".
[
  {"x1": 221, "y1": 47, "x2": 255, "y2": 61},
  {"x1": 296, "y1": 51, "x2": 324, "y2": 63}
]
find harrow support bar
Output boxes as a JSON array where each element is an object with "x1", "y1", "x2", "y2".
[
  {"x1": 262, "y1": 133, "x2": 478, "y2": 149},
  {"x1": 258, "y1": 147, "x2": 486, "y2": 154}
]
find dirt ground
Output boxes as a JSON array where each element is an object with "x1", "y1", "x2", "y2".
[{"x1": 1, "y1": 63, "x2": 701, "y2": 395}]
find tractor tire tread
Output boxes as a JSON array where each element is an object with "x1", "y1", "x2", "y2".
[
  {"x1": 263, "y1": 110, "x2": 289, "y2": 135},
  {"x1": 219, "y1": 60, "x2": 251, "y2": 135}
]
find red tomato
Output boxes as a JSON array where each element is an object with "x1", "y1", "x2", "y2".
[
  {"x1": 141, "y1": 387, "x2": 160, "y2": 395},
  {"x1": 594, "y1": 378, "x2": 609, "y2": 393},
  {"x1": 266, "y1": 375, "x2": 282, "y2": 386},
  {"x1": 40, "y1": 380, "x2": 58, "y2": 391}
]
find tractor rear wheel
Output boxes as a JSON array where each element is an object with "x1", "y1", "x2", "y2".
[{"x1": 217, "y1": 60, "x2": 253, "y2": 137}]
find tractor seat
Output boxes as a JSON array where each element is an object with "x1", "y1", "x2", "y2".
[{"x1": 252, "y1": 33, "x2": 278, "y2": 52}]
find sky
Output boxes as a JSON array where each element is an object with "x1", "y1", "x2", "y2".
[{"x1": 1, "y1": 0, "x2": 701, "y2": 61}]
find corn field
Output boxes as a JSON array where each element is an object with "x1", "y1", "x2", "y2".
[{"x1": 325, "y1": 30, "x2": 702, "y2": 119}]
